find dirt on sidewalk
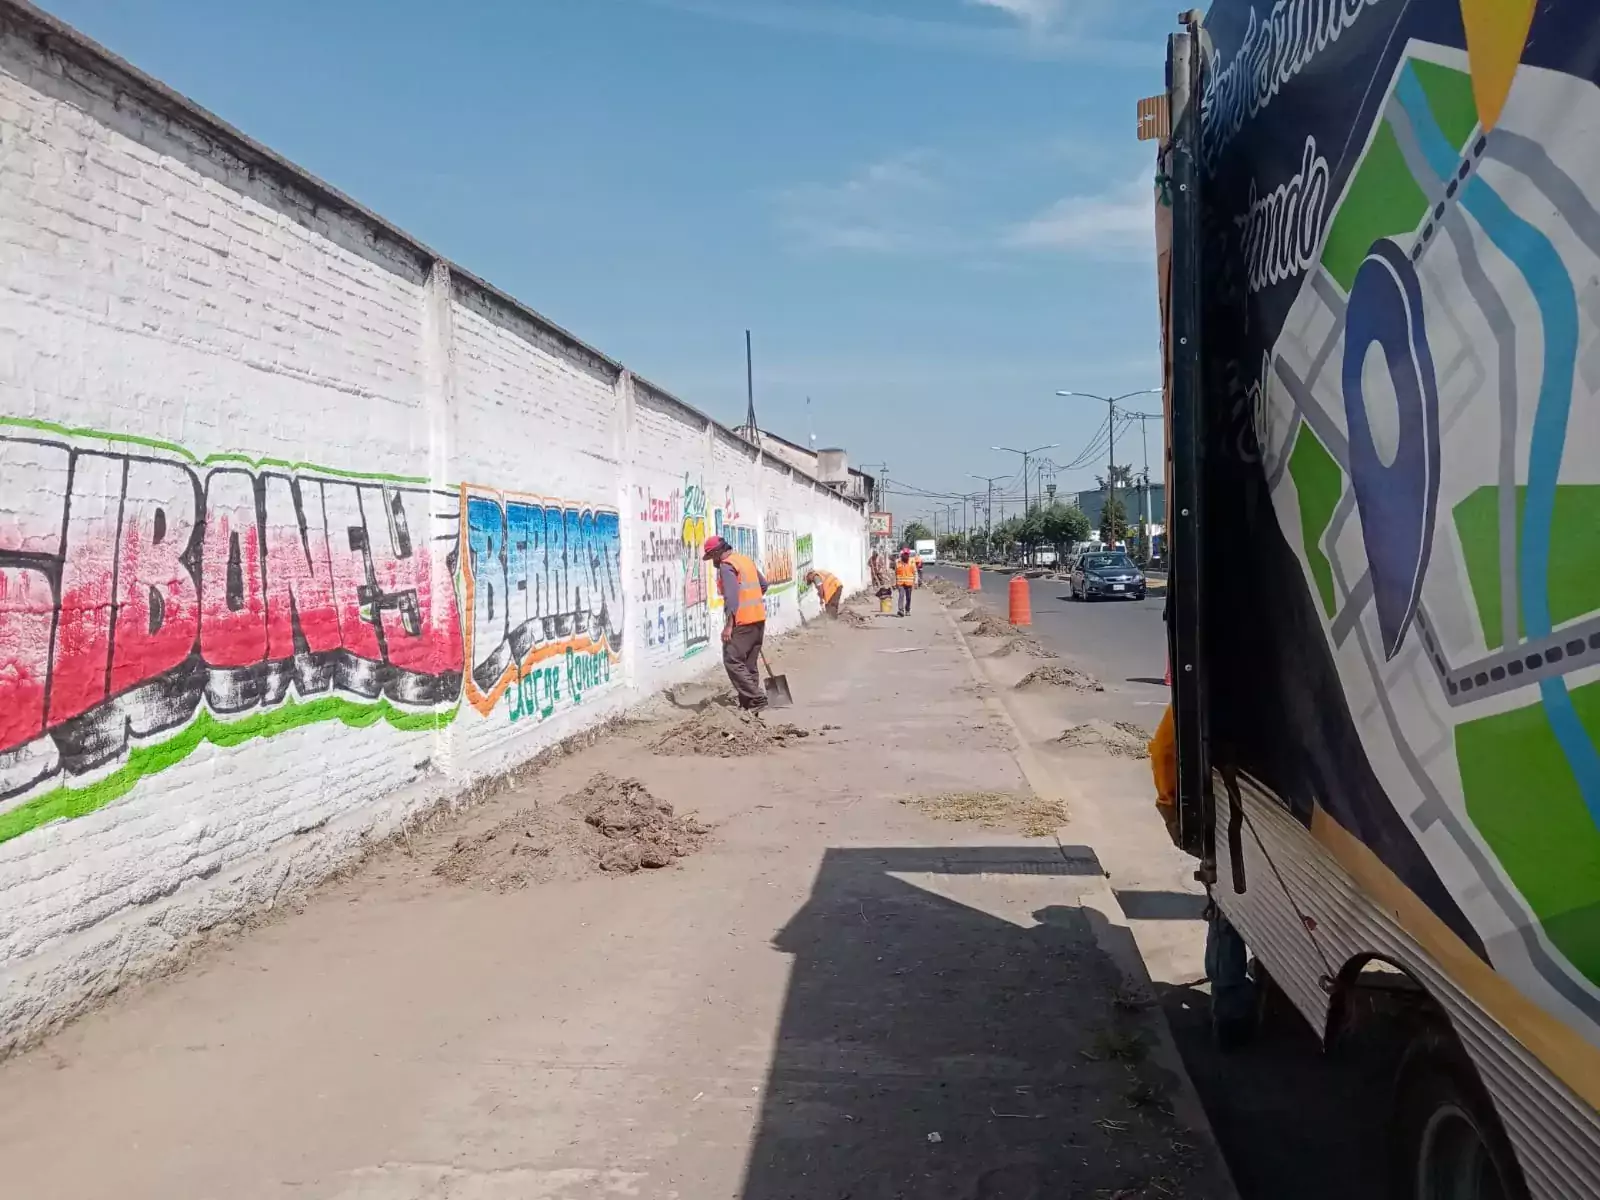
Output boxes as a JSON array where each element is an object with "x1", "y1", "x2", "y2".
[
  {"x1": 434, "y1": 773, "x2": 711, "y2": 888},
  {"x1": 649, "y1": 705, "x2": 811, "y2": 756},
  {"x1": 0, "y1": 608, "x2": 1235, "y2": 1200}
]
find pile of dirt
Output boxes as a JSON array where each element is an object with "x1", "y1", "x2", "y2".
[
  {"x1": 840, "y1": 608, "x2": 874, "y2": 628},
  {"x1": 969, "y1": 616, "x2": 1016, "y2": 637},
  {"x1": 1015, "y1": 664, "x2": 1105, "y2": 692},
  {"x1": 990, "y1": 636, "x2": 1058, "y2": 659},
  {"x1": 571, "y1": 773, "x2": 710, "y2": 871},
  {"x1": 1058, "y1": 719, "x2": 1151, "y2": 758},
  {"x1": 900, "y1": 789, "x2": 1065, "y2": 838},
  {"x1": 432, "y1": 773, "x2": 709, "y2": 888},
  {"x1": 650, "y1": 704, "x2": 810, "y2": 757}
]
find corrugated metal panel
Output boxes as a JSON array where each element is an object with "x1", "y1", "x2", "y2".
[
  {"x1": 1214, "y1": 777, "x2": 1600, "y2": 1200},
  {"x1": 1136, "y1": 94, "x2": 1170, "y2": 141}
]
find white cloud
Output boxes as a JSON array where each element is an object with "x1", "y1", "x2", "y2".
[
  {"x1": 1003, "y1": 171, "x2": 1155, "y2": 258},
  {"x1": 966, "y1": 0, "x2": 1067, "y2": 31},
  {"x1": 625, "y1": 0, "x2": 1146, "y2": 65},
  {"x1": 774, "y1": 153, "x2": 952, "y2": 254}
]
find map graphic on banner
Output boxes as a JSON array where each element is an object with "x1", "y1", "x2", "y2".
[{"x1": 1196, "y1": 0, "x2": 1600, "y2": 1052}]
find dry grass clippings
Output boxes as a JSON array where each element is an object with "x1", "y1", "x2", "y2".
[{"x1": 900, "y1": 789, "x2": 1065, "y2": 838}]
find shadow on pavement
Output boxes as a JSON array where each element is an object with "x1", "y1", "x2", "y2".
[
  {"x1": 1158, "y1": 981, "x2": 1393, "y2": 1200},
  {"x1": 1114, "y1": 889, "x2": 1210, "y2": 922},
  {"x1": 737, "y1": 845, "x2": 1230, "y2": 1200}
]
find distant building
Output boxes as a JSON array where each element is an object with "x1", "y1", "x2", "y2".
[
  {"x1": 1074, "y1": 483, "x2": 1166, "y2": 536},
  {"x1": 737, "y1": 425, "x2": 875, "y2": 505}
]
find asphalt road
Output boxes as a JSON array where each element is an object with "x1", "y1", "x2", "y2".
[
  {"x1": 924, "y1": 562, "x2": 1169, "y2": 730},
  {"x1": 926, "y1": 561, "x2": 1393, "y2": 1200}
]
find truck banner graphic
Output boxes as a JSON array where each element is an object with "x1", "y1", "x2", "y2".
[{"x1": 1194, "y1": 0, "x2": 1600, "y2": 1045}]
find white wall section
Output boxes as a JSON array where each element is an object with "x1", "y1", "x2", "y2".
[{"x1": 0, "y1": 2, "x2": 865, "y2": 1052}]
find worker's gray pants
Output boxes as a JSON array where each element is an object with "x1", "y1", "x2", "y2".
[
  {"x1": 1205, "y1": 908, "x2": 1254, "y2": 1026},
  {"x1": 724, "y1": 621, "x2": 767, "y2": 709},
  {"x1": 897, "y1": 585, "x2": 913, "y2": 614}
]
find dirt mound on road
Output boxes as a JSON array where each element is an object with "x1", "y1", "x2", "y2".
[
  {"x1": 433, "y1": 774, "x2": 709, "y2": 888},
  {"x1": 900, "y1": 789, "x2": 1065, "y2": 838},
  {"x1": 969, "y1": 616, "x2": 1017, "y2": 637},
  {"x1": 1015, "y1": 664, "x2": 1105, "y2": 692},
  {"x1": 1058, "y1": 719, "x2": 1150, "y2": 758},
  {"x1": 572, "y1": 773, "x2": 710, "y2": 871},
  {"x1": 650, "y1": 705, "x2": 810, "y2": 757},
  {"x1": 840, "y1": 608, "x2": 874, "y2": 628},
  {"x1": 990, "y1": 636, "x2": 1058, "y2": 659}
]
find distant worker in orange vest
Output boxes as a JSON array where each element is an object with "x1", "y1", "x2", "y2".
[
  {"x1": 805, "y1": 568, "x2": 844, "y2": 618},
  {"x1": 704, "y1": 535, "x2": 770, "y2": 710},
  {"x1": 894, "y1": 549, "x2": 918, "y2": 617}
]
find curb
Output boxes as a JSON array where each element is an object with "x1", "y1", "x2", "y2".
[{"x1": 932, "y1": 590, "x2": 1242, "y2": 1200}]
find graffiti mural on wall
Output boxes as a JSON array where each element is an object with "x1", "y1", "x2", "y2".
[
  {"x1": 795, "y1": 534, "x2": 814, "y2": 592},
  {"x1": 682, "y1": 478, "x2": 710, "y2": 657},
  {"x1": 0, "y1": 421, "x2": 463, "y2": 836},
  {"x1": 638, "y1": 483, "x2": 684, "y2": 654},
  {"x1": 461, "y1": 485, "x2": 623, "y2": 722},
  {"x1": 0, "y1": 419, "x2": 628, "y2": 843},
  {"x1": 762, "y1": 514, "x2": 795, "y2": 622}
]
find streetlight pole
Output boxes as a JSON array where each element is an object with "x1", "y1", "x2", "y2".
[
  {"x1": 991, "y1": 444, "x2": 1058, "y2": 514},
  {"x1": 1055, "y1": 389, "x2": 1158, "y2": 542},
  {"x1": 968, "y1": 473, "x2": 1007, "y2": 559},
  {"x1": 1124, "y1": 412, "x2": 1163, "y2": 559}
]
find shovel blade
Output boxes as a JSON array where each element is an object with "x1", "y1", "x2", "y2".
[{"x1": 763, "y1": 673, "x2": 794, "y2": 709}]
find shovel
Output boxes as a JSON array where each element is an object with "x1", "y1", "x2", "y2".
[{"x1": 759, "y1": 651, "x2": 794, "y2": 709}]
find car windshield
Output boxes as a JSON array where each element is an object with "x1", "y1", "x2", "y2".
[{"x1": 1083, "y1": 554, "x2": 1134, "y2": 571}]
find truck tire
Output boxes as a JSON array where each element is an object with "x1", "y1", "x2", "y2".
[{"x1": 1388, "y1": 1026, "x2": 1528, "y2": 1200}]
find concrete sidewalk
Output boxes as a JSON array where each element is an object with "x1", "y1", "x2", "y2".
[
  {"x1": 0, "y1": 594, "x2": 1233, "y2": 1200},
  {"x1": 940, "y1": 575, "x2": 1207, "y2": 991}
]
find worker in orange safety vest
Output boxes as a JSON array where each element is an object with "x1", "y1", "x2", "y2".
[
  {"x1": 704, "y1": 535, "x2": 769, "y2": 710},
  {"x1": 894, "y1": 549, "x2": 917, "y2": 617},
  {"x1": 805, "y1": 568, "x2": 844, "y2": 618}
]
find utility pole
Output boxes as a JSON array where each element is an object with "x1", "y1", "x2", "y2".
[
  {"x1": 1125, "y1": 412, "x2": 1163, "y2": 561},
  {"x1": 991, "y1": 443, "x2": 1057, "y2": 515},
  {"x1": 969, "y1": 474, "x2": 1007, "y2": 560},
  {"x1": 743, "y1": 330, "x2": 759, "y2": 448},
  {"x1": 1056, "y1": 389, "x2": 1159, "y2": 542}
]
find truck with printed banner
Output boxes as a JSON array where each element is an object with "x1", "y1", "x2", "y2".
[{"x1": 1157, "y1": 3, "x2": 1600, "y2": 1197}]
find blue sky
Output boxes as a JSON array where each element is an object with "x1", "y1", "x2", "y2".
[{"x1": 44, "y1": 0, "x2": 1174, "y2": 528}]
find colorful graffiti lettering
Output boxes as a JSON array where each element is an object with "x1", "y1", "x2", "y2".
[
  {"x1": 0, "y1": 424, "x2": 463, "y2": 809},
  {"x1": 638, "y1": 483, "x2": 684, "y2": 652},
  {"x1": 682, "y1": 478, "x2": 710, "y2": 657},
  {"x1": 460, "y1": 485, "x2": 623, "y2": 719},
  {"x1": 763, "y1": 519, "x2": 795, "y2": 589},
  {"x1": 795, "y1": 534, "x2": 815, "y2": 591},
  {"x1": 715, "y1": 515, "x2": 759, "y2": 562}
]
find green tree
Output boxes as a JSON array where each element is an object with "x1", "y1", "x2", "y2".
[
  {"x1": 1100, "y1": 494, "x2": 1130, "y2": 545},
  {"x1": 1037, "y1": 503, "x2": 1091, "y2": 560},
  {"x1": 901, "y1": 520, "x2": 933, "y2": 547},
  {"x1": 937, "y1": 532, "x2": 969, "y2": 559},
  {"x1": 1093, "y1": 466, "x2": 1134, "y2": 547},
  {"x1": 991, "y1": 515, "x2": 1024, "y2": 561}
]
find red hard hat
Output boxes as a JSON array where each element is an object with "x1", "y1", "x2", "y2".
[{"x1": 702, "y1": 535, "x2": 728, "y2": 560}]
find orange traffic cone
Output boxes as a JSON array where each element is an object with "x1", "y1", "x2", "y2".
[
  {"x1": 1008, "y1": 576, "x2": 1031, "y2": 626},
  {"x1": 967, "y1": 564, "x2": 980, "y2": 592}
]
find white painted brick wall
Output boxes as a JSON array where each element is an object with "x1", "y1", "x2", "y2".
[{"x1": 0, "y1": 5, "x2": 865, "y2": 1053}]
